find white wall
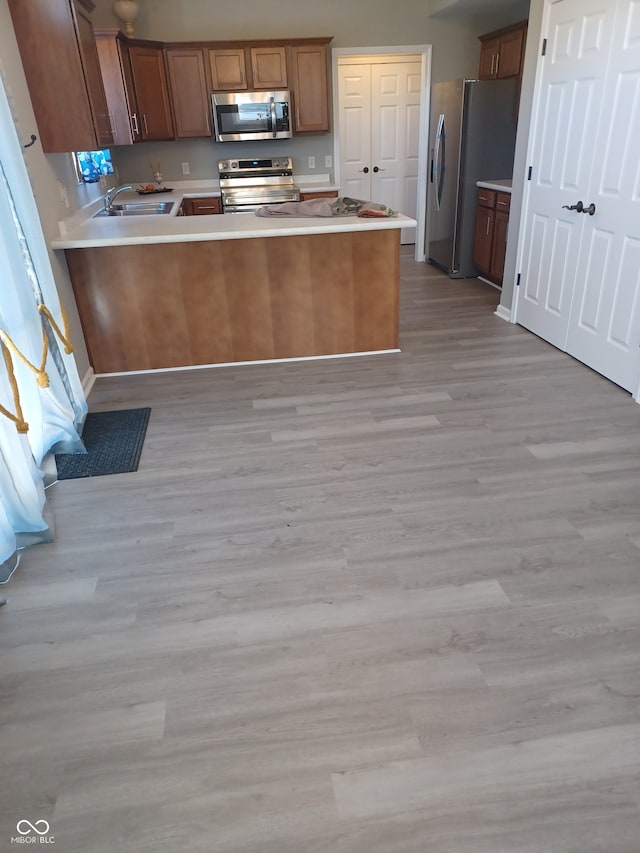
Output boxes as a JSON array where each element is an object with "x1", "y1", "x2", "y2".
[{"x1": 0, "y1": 0, "x2": 92, "y2": 380}]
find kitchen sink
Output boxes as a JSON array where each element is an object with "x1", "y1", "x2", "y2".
[{"x1": 93, "y1": 201, "x2": 175, "y2": 217}]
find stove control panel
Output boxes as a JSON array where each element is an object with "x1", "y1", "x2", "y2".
[{"x1": 218, "y1": 157, "x2": 293, "y2": 174}]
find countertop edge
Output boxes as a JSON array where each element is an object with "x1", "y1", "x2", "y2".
[
  {"x1": 52, "y1": 215, "x2": 417, "y2": 250},
  {"x1": 476, "y1": 180, "x2": 513, "y2": 193}
]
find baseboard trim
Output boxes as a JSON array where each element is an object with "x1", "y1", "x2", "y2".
[
  {"x1": 494, "y1": 304, "x2": 512, "y2": 323},
  {"x1": 82, "y1": 366, "x2": 96, "y2": 397},
  {"x1": 95, "y1": 349, "x2": 402, "y2": 378},
  {"x1": 477, "y1": 275, "x2": 502, "y2": 292}
]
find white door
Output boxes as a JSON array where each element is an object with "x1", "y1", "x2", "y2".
[
  {"x1": 515, "y1": 0, "x2": 640, "y2": 393},
  {"x1": 565, "y1": 0, "x2": 640, "y2": 392},
  {"x1": 338, "y1": 64, "x2": 373, "y2": 200},
  {"x1": 338, "y1": 59, "x2": 421, "y2": 244}
]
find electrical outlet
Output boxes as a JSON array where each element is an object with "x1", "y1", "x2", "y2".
[
  {"x1": 181, "y1": 162, "x2": 190, "y2": 175},
  {"x1": 308, "y1": 156, "x2": 316, "y2": 169},
  {"x1": 325, "y1": 155, "x2": 332, "y2": 168}
]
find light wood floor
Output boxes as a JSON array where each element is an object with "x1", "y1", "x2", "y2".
[{"x1": 2, "y1": 252, "x2": 640, "y2": 852}]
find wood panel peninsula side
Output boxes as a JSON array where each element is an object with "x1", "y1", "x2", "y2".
[{"x1": 60, "y1": 214, "x2": 409, "y2": 374}]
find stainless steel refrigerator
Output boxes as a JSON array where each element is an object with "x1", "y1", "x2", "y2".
[{"x1": 427, "y1": 78, "x2": 519, "y2": 277}]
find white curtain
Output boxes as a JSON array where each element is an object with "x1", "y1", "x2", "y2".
[{"x1": 0, "y1": 69, "x2": 87, "y2": 582}]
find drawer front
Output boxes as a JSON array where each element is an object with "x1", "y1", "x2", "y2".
[
  {"x1": 477, "y1": 188, "x2": 496, "y2": 208},
  {"x1": 190, "y1": 197, "x2": 222, "y2": 215},
  {"x1": 496, "y1": 192, "x2": 511, "y2": 213}
]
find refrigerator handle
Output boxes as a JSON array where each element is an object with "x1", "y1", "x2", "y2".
[{"x1": 433, "y1": 114, "x2": 445, "y2": 211}]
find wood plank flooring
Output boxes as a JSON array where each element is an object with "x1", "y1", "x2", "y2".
[{"x1": 2, "y1": 252, "x2": 640, "y2": 852}]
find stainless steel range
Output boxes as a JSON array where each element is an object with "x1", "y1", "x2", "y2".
[{"x1": 217, "y1": 157, "x2": 299, "y2": 213}]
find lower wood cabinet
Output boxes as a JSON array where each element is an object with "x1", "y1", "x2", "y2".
[
  {"x1": 65, "y1": 230, "x2": 400, "y2": 373},
  {"x1": 180, "y1": 197, "x2": 222, "y2": 215},
  {"x1": 473, "y1": 189, "x2": 511, "y2": 286},
  {"x1": 300, "y1": 191, "x2": 338, "y2": 201}
]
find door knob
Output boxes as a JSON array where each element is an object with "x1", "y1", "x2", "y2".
[
  {"x1": 360, "y1": 167, "x2": 369, "y2": 173},
  {"x1": 582, "y1": 203, "x2": 596, "y2": 216},
  {"x1": 373, "y1": 166, "x2": 386, "y2": 173},
  {"x1": 562, "y1": 201, "x2": 584, "y2": 212}
]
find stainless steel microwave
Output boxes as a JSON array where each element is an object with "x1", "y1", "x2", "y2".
[{"x1": 211, "y1": 91, "x2": 292, "y2": 142}]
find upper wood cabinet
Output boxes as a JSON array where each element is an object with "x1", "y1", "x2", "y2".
[
  {"x1": 250, "y1": 46, "x2": 288, "y2": 89},
  {"x1": 478, "y1": 21, "x2": 527, "y2": 80},
  {"x1": 128, "y1": 43, "x2": 175, "y2": 140},
  {"x1": 208, "y1": 48, "x2": 248, "y2": 90},
  {"x1": 288, "y1": 42, "x2": 330, "y2": 133},
  {"x1": 95, "y1": 29, "x2": 140, "y2": 145},
  {"x1": 73, "y1": 1, "x2": 113, "y2": 147},
  {"x1": 165, "y1": 48, "x2": 212, "y2": 138},
  {"x1": 8, "y1": 0, "x2": 112, "y2": 153}
]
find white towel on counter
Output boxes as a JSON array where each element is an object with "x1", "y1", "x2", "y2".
[{"x1": 255, "y1": 197, "x2": 395, "y2": 217}]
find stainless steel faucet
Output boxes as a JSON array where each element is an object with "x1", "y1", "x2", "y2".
[{"x1": 103, "y1": 184, "x2": 133, "y2": 214}]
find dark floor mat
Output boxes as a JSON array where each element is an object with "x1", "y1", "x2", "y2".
[{"x1": 55, "y1": 408, "x2": 151, "y2": 479}]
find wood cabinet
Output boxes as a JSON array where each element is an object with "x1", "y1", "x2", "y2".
[
  {"x1": 300, "y1": 191, "x2": 338, "y2": 201},
  {"x1": 289, "y1": 42, "x2": 331, "y2": 133},
  {"x1": 128, "y1": 43, "x2": 174, "y2": 141},
  {"x1": 204, "y1": 39, "x2": 331, "y2": 134},
  {"x1": 208, "y1": 48, "x2": 248, "y2": 90},
  {"x1": 95, "y1": 29, "x2": 140, "y2": 145},
  {"x1": 180, "y1": 197, "x2": 222, "y2": 215},
  {"x1": 473, "y1": 188, "x2": 511, "y2": 285},
  {"x1": 165, "y1": 48, "x2": 212, "y2": 138},
  {"x1": 8, "y1": 0, "x2": 112, "y2": 153},
  {"x1": 250, "y1": 46, "x2": 288, "y2": 89},
  {"x1": 478, "y1": 21, "x2": 527, "y2": 80},
  {"x1": 65, "y1": 228, "x2": 400, "y2": 373},
  {"x1": 73, "y1": 1, "x2": 113, "y2": 148}
]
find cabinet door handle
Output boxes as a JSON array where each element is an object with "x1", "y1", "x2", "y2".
[
  {"x1": 205, "y1": 111, "x2": 210, "y2": 133},
  {"x1": 131, "y1": 112, "x2": 139, "y2": 135},
  {"x1": 490, "y1": 54, "x2": 495, "y2": 76},
  {"x1": 495, "y1": 53, "x2": 500, "y2": 76},
  {"x1": 486, "y1": 218, "x2": 491, "y2": 236},
  {"x1": 497, "y1": 200, "x2": 508, "y2": 206},
  {"x1": 143, "y1": 114, "x2": 149, "y2": 135}
]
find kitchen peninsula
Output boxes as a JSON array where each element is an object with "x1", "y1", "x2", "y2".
[{"x1": 52, "y1": 189, "x2": 416, "y2": 374}]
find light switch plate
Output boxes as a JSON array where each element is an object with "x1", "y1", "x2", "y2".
[{"x1": 308, "y1": 156, "x2": 316, "y2": 169}]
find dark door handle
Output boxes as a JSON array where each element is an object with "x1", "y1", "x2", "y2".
[
  {"x1": 562, "y1": 201, "x2": 584, "y2": 212},
  {"x1": 360, "y1": 166, "x2": 369, "y2": 174},
  {"x1": 373, "y1": 166, "x2": 386, "y2": 173},
  {"x1": 582, "y1": 203, "x2": 596, "y2": 216}
]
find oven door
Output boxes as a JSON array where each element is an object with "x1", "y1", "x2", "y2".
[{"x1": 212, "y1": 91, "x2": 292, "y2": 142}]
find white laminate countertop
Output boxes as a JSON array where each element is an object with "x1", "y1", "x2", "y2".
[
  {"x1": 52, "y1": 181, "x2": 413, "y2": 250},
  {"x1": 476, "y1": 179, "x2": 513, "y2": 193}
]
